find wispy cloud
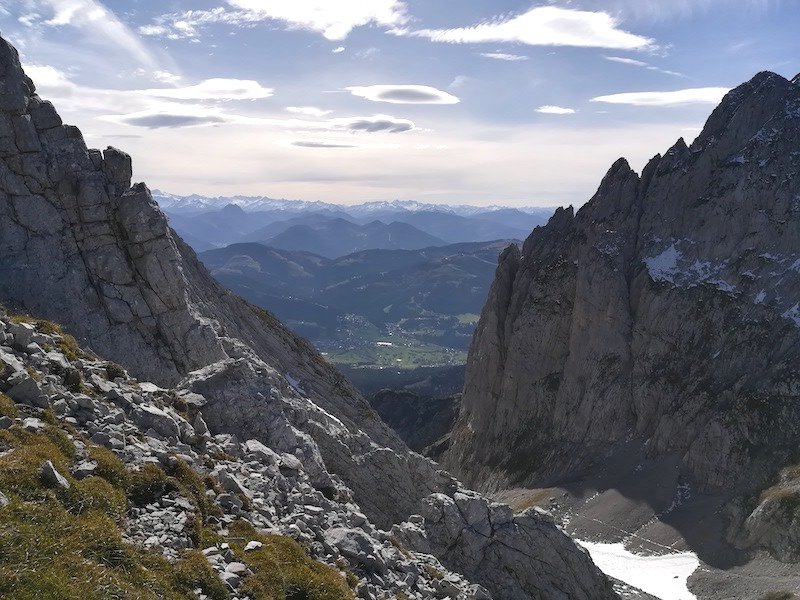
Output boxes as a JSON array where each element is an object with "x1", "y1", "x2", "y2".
[
  {"x1": 582, "y1": 0, "x2": 779, "y2": 23},
  {"x1": 536, "y1": 105, "x2": 576, "y2": 114},
  {"x1": 141, "y1": 0, "x2": 408, "y2": 41},
  {"x1": 591, "y1": 87, "x2": 730, "y2": 106},
  {"x1": 13, "y1": 0, "x2": 160, "y2": 69},
  {"x1": 152, "y1": 70, "x2": 182, "y2": 84},
  {"x1": 604, "y1": 56, "x2": 648, "y2": 67},
  {"x1": 410, "y1": 6, "x2": 654, "y2": 50},
  {"x1": 286, "y1": 106, "x2": 333, "y2": 117},
  {"x1": 480, "y1": 52, "x2": 529, "y2": 61},
  {"x1": 727, "y1": 39, "x2": 756, "y2": 53},
  {"x1": 604, "y1": 55, "x2": 683, "y2": 77},
  {"x1": 293, "y1": 140, "x2": 356, "y2": 148},
  {"x1": 347, "y1": 84, "x2": 459, "y2": 105}
]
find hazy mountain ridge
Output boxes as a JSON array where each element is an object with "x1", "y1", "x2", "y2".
[
  {"x1": 200, "y1": 240, "x2": 514, "y2": 367},
  {"x1": 156, "y1": 191, "x2": 552, "y2": 255}
]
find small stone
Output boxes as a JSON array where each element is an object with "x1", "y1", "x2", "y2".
[
  {"x1": 217, "y1": 469, "x2": 251, "y2": 498},
  {"x1": 279, "y1": 453, "x2": 302, "y2": 472},
  {"x1": 73, "y1": 460, "x2": 98, "y2": 480},
  {"x1": 244, "y1": 541, "x2": 263, "y2": 552},
  {"x1": 22, "y1": 417, "x2": 46, "y2": 433},
  {"x1": 221, "y1": 571, "x2": 241, "y2": 589},
  {"x1": 225, "y1": 562, "x2": 248, "y2": 575},
  {"x1": 40, "y1": 460, "x2": 70, "y2": 489}
]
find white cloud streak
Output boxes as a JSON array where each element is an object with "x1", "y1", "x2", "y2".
[
  {"x1": 591, "y1": 87, "x2": 730, "y2": 106},
  {"x1": 142, "y1": 79, "x2": 274, "y2": 101},
  {"x1": 347, "y1": 84, "x2": 459, "y2": 105},
  {"x1": 604, "y1": 55, "x2": 684, "y2": 77},
  {"x1": 480, "y1": 52, "x2": 529, "y2": 61},
  {"x1": 411, "y1": 6, "x2": 654, "y2": 50},
  {"x1": 536, "y1": 105, "x2": 576, "y2": 114}
]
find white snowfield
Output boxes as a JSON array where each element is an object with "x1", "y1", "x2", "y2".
[{"x1": 577, "y1": 541, "x2": 699, "y2": 600}]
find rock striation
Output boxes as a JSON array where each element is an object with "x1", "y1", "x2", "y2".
[
  {"x1": 0, "y1": 35, "x2": 615, "y2": 598},
  {"x1": 444, "y1": 71, "x2": 800, "y2": 556}
]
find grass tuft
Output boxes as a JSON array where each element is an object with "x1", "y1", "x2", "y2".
[
  {"x1": 229, "y1": 520, "x2": 355, "y2": 600},
  {"x1": 0, "y1": 392, "x2": 17, "y2": 419}
]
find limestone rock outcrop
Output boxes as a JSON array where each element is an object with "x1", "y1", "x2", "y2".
[
  {"x1": 0, "y1": 35, "x2": 615, "y2": 598},
  {"x1": 444, "y1": 72, "x2": 800, "y2": 546}
]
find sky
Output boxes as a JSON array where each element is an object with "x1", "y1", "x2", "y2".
[{"x1": 0, "y1": 0, "x2": 797, "y2": 207}]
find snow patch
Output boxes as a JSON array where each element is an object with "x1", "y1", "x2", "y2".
[
  {"x1": 644, "y1": 244, "x2": 681, "y2": 283},
  {"x1": 284, "y1": 372, "x2": 306, "y2": 395},
  {"x1": 577, "y1": 541, "x2": 699, "y2": 600},
  {"x1": 783, "y1": 304, "x2": 800, "y2": 327},
  {"x1": 754, "y1": 290, "x2": 767, "y2": 304},
  {"x1": 709, "y1": 279, "x2": 735, "y2": 293},
  {"x1": 644, "y1": 243, "x2": 734, "y2": 292},
  {"x1": 663, "y1": 482, "x2": 691, "y2": 515}
]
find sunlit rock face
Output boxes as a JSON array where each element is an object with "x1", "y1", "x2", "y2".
[{"x1": 447, "y1": 72, "x2": 800, "y2": 500}]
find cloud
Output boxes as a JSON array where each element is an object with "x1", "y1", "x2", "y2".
[
  {"x1": 603, "y1": 55, "x2": 684, "y2": 77},
  {"x1": 449, "y1": 75, "x2": 469, "y2": 89},
  {"x1": 30, "y1": 66, "x2": 415, "y2": 137},
  {"x1": 114, "y1": 112, "x2": 228, "y2": 129},
  {"x1": 142, "y1": 79, "x2": 274, "y2": 101},
  {"x1": 604, "y1": 56, "x2": 648, "y2": 67},
  {"x1": 591, "y1": 87, "x2": 730, "y2": 106},
  {"x1": 347, "y1": 84, "x2": 459, "y2": 105},
  {"x1": 344, "y1": 115, "x2": 414, "y2": 133},
  {"x1": 23, "y1": 64, "x2": 74, "y2": 95},
  {"x1": 333, "y1": 46, "x2": 345, "y2": 53},
  {"x1": 287, "y1": 106, "x2": 333, "y2": 117},
  {"x1": 141, "y1": 0, "x2": 407, "y2": 41},
  {"x1": 293, "y1": 141, "x2": 356, "y2": 148},
  {"x1": 411, "y1": 6, "x2": 654, "y2": 50},
  {"x1": 228, "y1": 0, "x2": 407, "y2": 39},
  {"x1": 480, "y1": 52, "x2": 529, "y2": 61},
  {"x1": 536, "y1": 105, "x2": 576, "y2": 114},
  {"x1": 153, "y1": 70, "x2": 182, "y2": 84}
]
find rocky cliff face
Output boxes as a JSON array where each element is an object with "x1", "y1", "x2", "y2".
[
  {"x1": 445, "y1": 72, "x2": 800, "y2": 516},
  {"x1": 0, "y1": 35, "x2": 615, "y2": 599}
]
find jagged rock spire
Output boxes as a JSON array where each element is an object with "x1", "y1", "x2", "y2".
[{"x1": 446, "y1": 69, "x2": 800, "y2": 499}]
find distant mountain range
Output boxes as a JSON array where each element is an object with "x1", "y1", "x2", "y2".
[
  {"x1": 153, "y1": 191, "x2": 554, "y2": 255},
  {"x1": 154, "y1": 190, "x2": 555, "y2": 218}
]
